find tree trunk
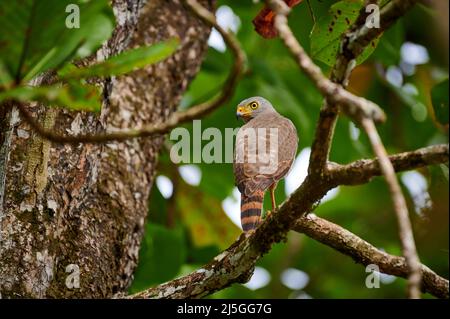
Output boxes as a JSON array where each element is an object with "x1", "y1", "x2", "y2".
[{"x1": 0, "y1": 0, "x2": 212, "y2": 298}]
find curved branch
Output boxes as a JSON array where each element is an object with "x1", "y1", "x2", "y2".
[
  {"x1": 293, "y1": 214, "x2": 449, "y2": 299},
  {"x1": 328, "y1": 144, "x2": 449, "y2": 185},
  {"x1": 13, "y1": 0, "x2": 246, "y2": 144},
  {"x1": 361, "y1": 118, "x2": 422, "y2": 298},
  {"x1": 129, "y1": 174, "x2": 333, "y2": 299},
  {"x1": 128, "y1": 144, "x2": 449, "y2": 299},
  {"x1": 126, "y1": 0, "x2": 439, "y2": 300},
  {"x1": 269, "y1": 0, "x2": 425, "y2": 298},
  {"x1": 130, "y1": 233, "x2": 254, "y2": 299}
]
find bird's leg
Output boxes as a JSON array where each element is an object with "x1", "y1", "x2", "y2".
[
  {"x1": 270, "y1": 182, "x2": 277, "y2": 210},
  {"x1": 265, "y1": 183, "x2": 278, "y2": 219}
]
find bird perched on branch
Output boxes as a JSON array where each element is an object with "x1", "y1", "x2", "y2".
[{"x1": 234, "y1": 96, "x2": 298, "y2": 232}]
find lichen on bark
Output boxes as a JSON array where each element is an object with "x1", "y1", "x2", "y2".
[{"x1": 0, "y1": 0, "x2": 213, "y2": 298}]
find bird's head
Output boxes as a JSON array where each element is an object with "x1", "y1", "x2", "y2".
[{"x1": 236, "y1": 96, "x2": 275, "y2": 122}]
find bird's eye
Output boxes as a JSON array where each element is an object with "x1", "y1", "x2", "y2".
[{"x1": 250, "y1": 102, "x2": 259, "y2": 109}]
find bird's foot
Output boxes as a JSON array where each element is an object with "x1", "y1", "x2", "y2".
[{"x1": 244, "y1": 229, "x2": 256, "y2": 237}]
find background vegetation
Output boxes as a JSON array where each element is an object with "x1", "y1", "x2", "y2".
[
  {"x1": 130, "y1": 0, "x2": 449, "y2": 298},
  {"x1": 0, "y1": 0, "x2": 447, "y2": 299}
]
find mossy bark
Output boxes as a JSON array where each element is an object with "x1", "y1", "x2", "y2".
[{"x1": 0, "y1": 0, "x2": 212, "y2": 298}]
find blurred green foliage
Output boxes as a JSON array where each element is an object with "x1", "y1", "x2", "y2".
[
  {"x1": 432, "y1": 79, "x2": 449, "y2": 125},
  {"x1": 131, "y1": 0, "x2": 449, "y2": 298},
  {"x1": 0, "y1": 0, "x2": 178, "y2": 111},
  {"x1": 0, "y1": 0, "x2": 445, "y2": 300},
  {"x1": 0, "y1": 0, "x2": 113, "y2": 83}
]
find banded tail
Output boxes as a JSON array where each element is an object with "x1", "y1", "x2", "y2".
[{"x1": 240, "y1": 189, "x2": 264, "y2": 232}]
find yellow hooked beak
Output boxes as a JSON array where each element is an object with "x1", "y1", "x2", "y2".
[{"x1": 236, "y1": 106, "x2": 252, "y2": 120}]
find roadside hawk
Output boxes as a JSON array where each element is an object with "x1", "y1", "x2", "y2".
[{"x1": 234, "y1": 96, "x2": 298, "y2": 232}]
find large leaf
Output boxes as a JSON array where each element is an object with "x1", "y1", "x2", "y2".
[
  {"x1": 310, "y1": 0, "x2": 380, "y2": 66},
  {"x1": 58, "y1": 39, "x2": 180, "y2": 79},
  {"x1": 0, "y1": 83, "x2": 101, "y2": 112},
  {"x1": 0, "y1": 0, "x2": 113, "y2": 83},
  {"x1": 431, "y1": 79, "x2": 449, "y2": 125}
]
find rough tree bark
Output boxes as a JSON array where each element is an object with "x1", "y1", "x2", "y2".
[{"x1": 0, "y1": 0, "x2": 213, "y2": 298}]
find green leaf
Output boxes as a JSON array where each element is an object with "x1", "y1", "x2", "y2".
[
  {"x1": 58, "y1": 39, "x2": 180, "y2": 79},
  {"x1": 0, "y1": 0, "x2": 114, "y2": 83},
  {"x1": 310, "y1": 0, "x2": 380, "y2": 66},
  {"x1": 0, "y1": 83, "x2": 101, "y2": 112},
  {"x1": 431, "y1": 79, "x2": 449, "y2": 125},
  {"x1": 129, "y1": 223, "x2": 187, "y2": 293}
]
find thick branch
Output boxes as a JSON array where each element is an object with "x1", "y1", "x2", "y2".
[
  {"x1": 130, "y1": 233, "x2": 254, "y2": 299},
  {"x1": 268, "y1": 0, "x2": 424, "y2": 298},
  {"x1": 129, "y1": 144, "x2": 449, "y2": 299},
  {"x1": 328, "y1": 144, "x2": 449, "y2": 185},
  {"x1": 130, "y1": 174, "x2": 332, "y2": 298},
  {"x1": 361, "y1": 118, "x2": 422, "y2": 298},
  {"x1": 12, "y1": 0, "x2": 246, "y2": 144},
  {"x1": 293, "y1": 214, "x2": 449, "y2": 299},
  {"x1": 126, "y1": 0, "x2": 438, "y2": 300},
  {"x1": 1, "y1": 0, "x2": 216, "y2": 298}
]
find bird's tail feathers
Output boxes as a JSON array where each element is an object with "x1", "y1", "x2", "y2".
[{"x1": 240, "y1": 189, "x2": 264, "y2": 232}]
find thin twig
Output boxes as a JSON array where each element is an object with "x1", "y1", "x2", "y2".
[
  {"x1": 11, "y1": 0, "x2": 246, "y2": 144},
  {"x1": 293, "y1": 214, "x2": 449, "y2": 299},
  {"x1": 126, "y1": 144, "x2": 448, "y2": 299},
  {"x1": 361, "y1": 118, "x2": 422, "y2": 299},
  {"x1": 127, "y1": 0, "x2": 441, "y2": 301},
  {"x1": 268, "y1": 0, "x2": 424, "y2": 298},
  {"x1": 308, "y1": 0, "x2": 419, "y2": 176},
  {"x1": 328, "y1": 144, "x2": 449, "y2": 185}
]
